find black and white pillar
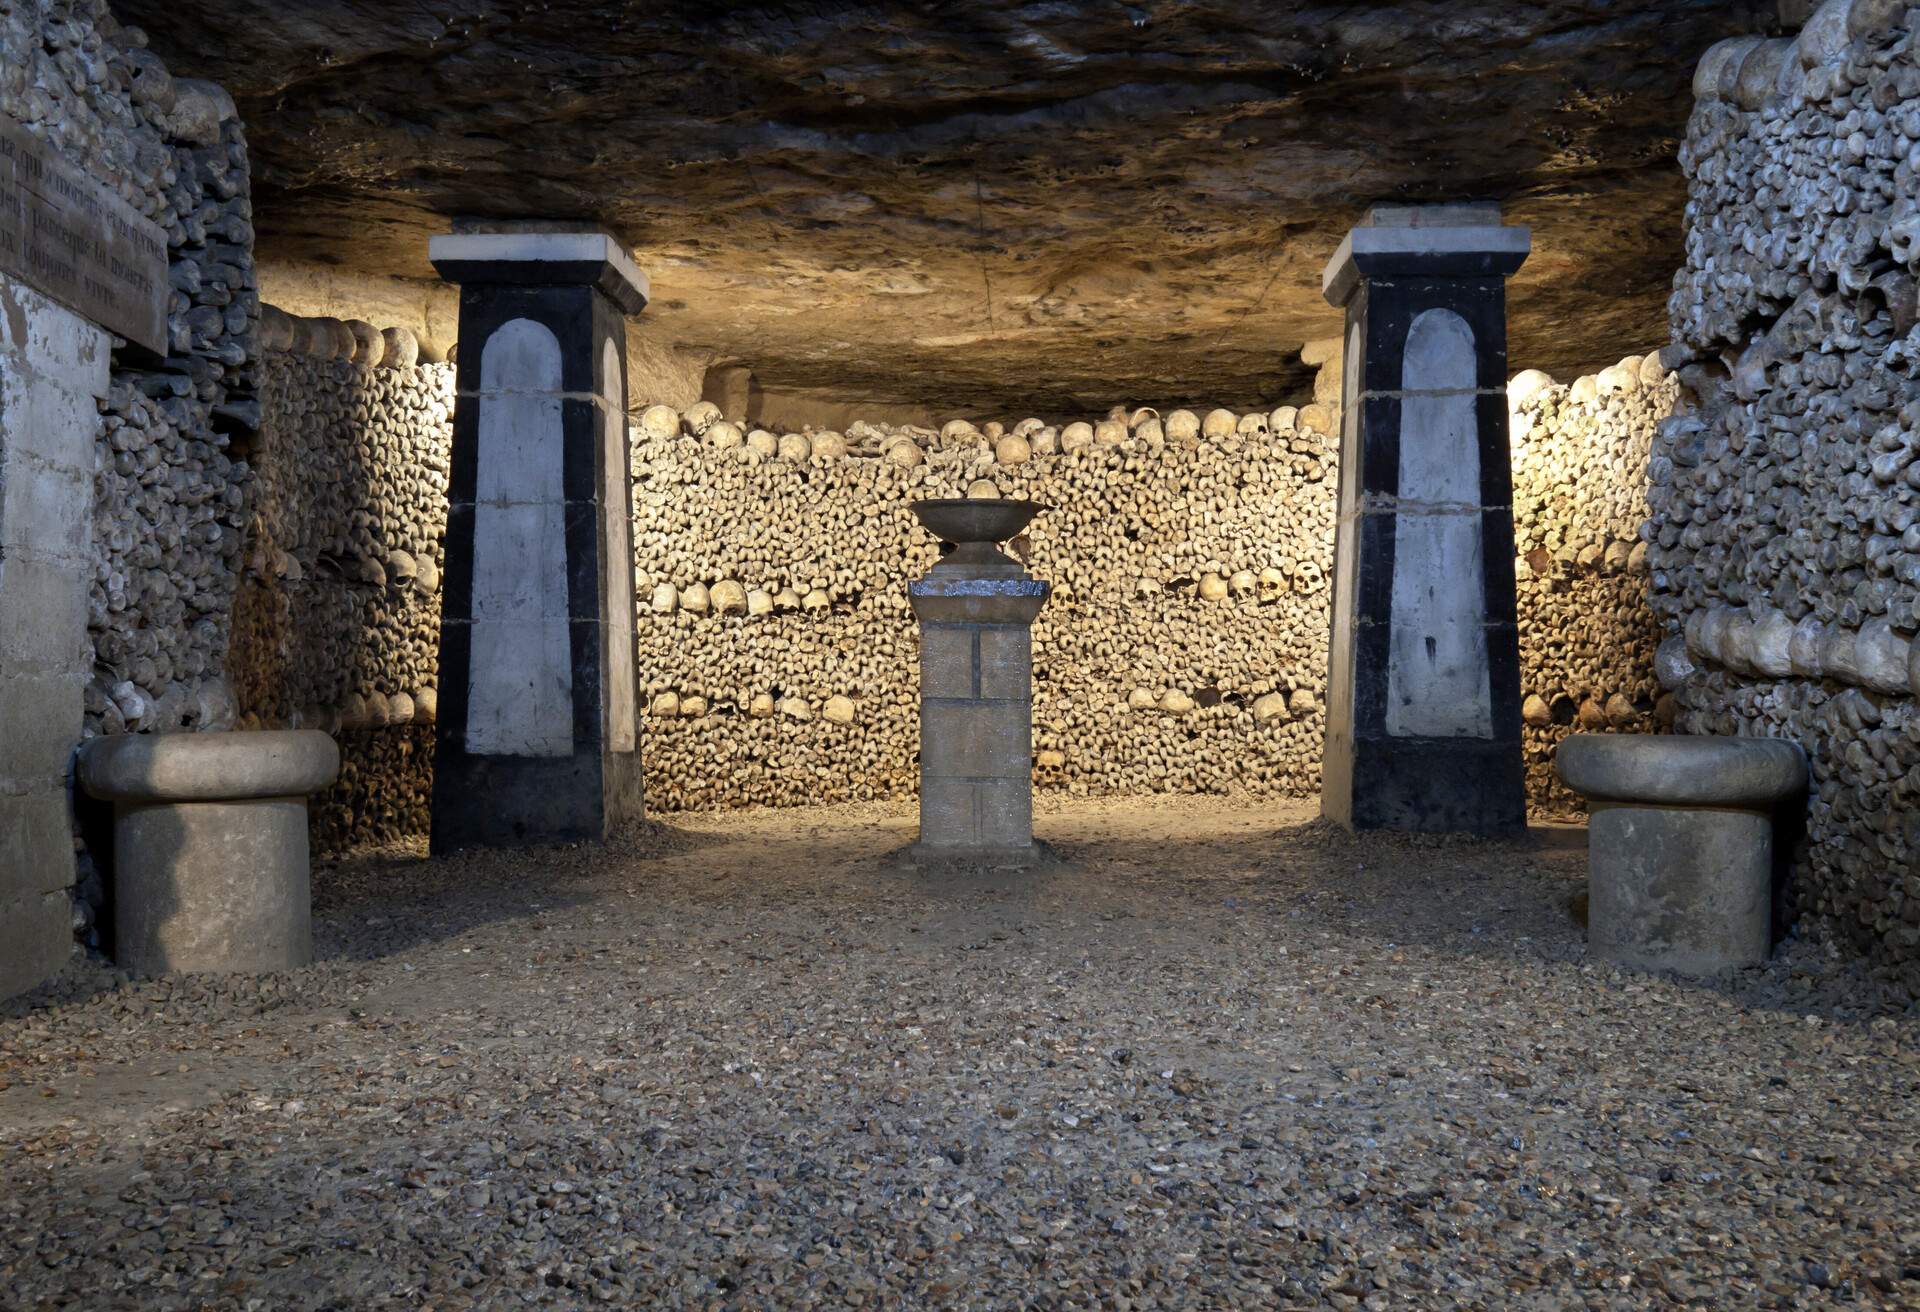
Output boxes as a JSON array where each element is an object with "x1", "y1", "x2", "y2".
[
  {"x1": 427, "y1": 227, "x2": 647, "y2": 851},
  {"x1": 1320, "y1": 203, "x2": 1530, "y2": 833}
]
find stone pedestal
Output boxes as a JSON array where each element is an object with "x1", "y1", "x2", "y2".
[
  {"x1": 909, "y1": 558, "x2": 1050, "y2": 864},
  {"x1": 428, "y1": 227, "x2": 649, "y2": 852},
  {"x1": 1319, "y1": 203, "x2": 1531, "y2": 833},
  {"x1": 1557, "y1": 733, "x2": 1806, "y2": 977},
  {"x1": 77, "y1": 730, "x2": 339, "y2": 976}
]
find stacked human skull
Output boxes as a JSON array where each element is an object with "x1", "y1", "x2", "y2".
[{"x1": 1661, "y1": 0, "x2": 1920, "y2": 993}]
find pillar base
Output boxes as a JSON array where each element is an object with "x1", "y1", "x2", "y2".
[
  {"x1": 905, "y1": 840, "x2": 1049, "y2": 869},
  {"x1": 430, "y1": 747, "x2": 643, "y2": 853},
  {"x1": 1323, "y1": 735, "x2": 1526, "y2": 834},
  {"x1": 1587, "y1": 805, "x2": 1771, "y2": 976}
]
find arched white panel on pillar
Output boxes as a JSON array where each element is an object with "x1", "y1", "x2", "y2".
[
  {"x1": 467, "y1": 317, "x2": 573, "y2": 756},
  {"x1": 1386, "y1": 307, "x2": 1493, "y2": 739},
  {"x1": 601, "y1": 336, "x2": 638, "y2": 753}
]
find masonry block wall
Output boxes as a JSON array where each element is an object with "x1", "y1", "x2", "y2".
[
  {"x1": 1660, "y1": 3, "x2": 1920, "y2": 994},
  {"x1": 0, "y1": 281, "x2": 109, "y2": 996}
]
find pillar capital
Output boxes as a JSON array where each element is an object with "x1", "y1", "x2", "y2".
[
  {"x1": 1322, "y1": 203, "x2": 1530, "y2": 308},
  {"x1": 429, "y1": 226, "x2": 650, "y2": 314}
]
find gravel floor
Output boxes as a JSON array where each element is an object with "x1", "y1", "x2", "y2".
[{"x1": 3, "y1": 796, "x2": 1918, "y2": 1310}]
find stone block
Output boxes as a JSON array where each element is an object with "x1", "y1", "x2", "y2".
[
  {"x1": 1585, "y1": 806, "x2": 1772, "y2": 976},
  {"x1": 920, "y1": 701, "x2": 1030, "y2": 780},
  {"x1": 977, "y1": 627, "x2": 1032, "y2": 701},
  {"x1": 0, "y1": 888, "x2": 74, "y2": 999},
  {"x1": 973, "y1": 777, "x2": 1034, "y2": 848},
  {"x1": 0, "y1": 667, "x2": 82, "y2": 787},
  {"x1": 0, "y1": 554, "x2": 90, "y2": 669},
  {"x1": 0, "y1": 369, "x2": 100, "y2": 475},
  {"x1": 0, "y1": 790, "x2": 76, "y2": 897},
  {"x1": 0, "y1": 278, "x2": 111, "y2": 393},
  {"x1": 918, "y1": 777, "x2": 981, "y2": 847},
  {"x1": 920, "y1": 625, "x2": 976, "y2": 700},
  {"x1": 0, "y1": 453, "x2": 91, "y2": 561}
]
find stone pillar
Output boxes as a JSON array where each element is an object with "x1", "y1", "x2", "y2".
[
  {"x1": 1319, "y1": 203, "x2": 1530, "y2": 833},
  {"x1": 0, "y1": 277, "x2": 109, "y2": 996},
  {"x1": 427, "y1": 227, "x2": 649, "y2": 851},
  {"x1": 909, "y1": 561, "x2": 1050, "y2": 863}
]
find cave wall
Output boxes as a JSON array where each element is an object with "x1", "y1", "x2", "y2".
[{"x1": 1655, "y1": 0, "x2": 1920, "y2": 994}]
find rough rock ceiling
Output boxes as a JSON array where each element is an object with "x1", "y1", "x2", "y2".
[{"x1": 121, "y1": 0, "x2": 1775, "y2": 412}]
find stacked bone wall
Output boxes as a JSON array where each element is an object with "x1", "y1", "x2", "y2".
[
  {"x1": 1659, "y1": 0, "x2": 1920, "y2": 992},
  {"x1": 233, "y1": 347, "x2": 1672, "y2": 840},
  {"x1": 629, "y1": 405, "x2": 1339, "y2": 810},
  {"x1": 228, "y1": 307, "x2": 451, "y2": 853},
  {"x1": 3, "y1": 2, "x2": 256, "y2": 954},
  {"x1": 1509, "y1": 358, "x2": 1678, "y2": 813}
]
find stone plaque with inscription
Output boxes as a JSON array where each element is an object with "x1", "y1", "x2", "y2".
[{"x1": 0, "y1": 114, "x2": 167, "y2": 353}]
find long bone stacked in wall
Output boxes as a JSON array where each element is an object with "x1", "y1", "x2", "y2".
[
  {"x1": 229, "y1": 305, "x2": 451, "y2": 851},
  {"x1": 628, "y1": 400, "x2": 1341, "y2": 811},
  {"x1": 1509, "y1": 357, "x2": 1676, "y2": 812},
  {"x1": 1665, "y1": 0, "x2": 1920, "y2": 993}
]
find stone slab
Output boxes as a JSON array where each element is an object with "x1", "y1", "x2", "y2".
[
  {"x1": 920, "y1": 700, "x2": 1032, "y2": 780},
  {"x1": 0, "y1": 666, "x2": 83, "y2": 786},
  {"x1": 78, "y1": 729, "x2": 340, "y2": 804},
  {"x1": 0, "y1": 887, "x2": 73, "y2": 998},
  {"x1": 430, "y1": 229, "x2": 650, "y2": 315},
  {"x1": 1557, "y1": 733, "x2": 1806, "y2": 808},
  {"x1": 0, "y1": 114, "x2": 168, "y2": 353}
]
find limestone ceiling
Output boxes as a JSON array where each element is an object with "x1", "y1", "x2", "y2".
[{"x1": 119, "y1": 0, "x2": 1775, "y2": 411}]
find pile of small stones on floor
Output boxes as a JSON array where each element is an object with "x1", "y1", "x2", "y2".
[
  {"x1": 1664, "y1": 0, "x2": 1920, "y2": 992},
  {"x1": 1508, "y1": 354, "x2": 1677, "y2": 812},
  {"x1": 628, "y1": 399, "x2": 1340, "y2": 809},
  {"x1": 1, "y1": 797, "x2": 1916, "y2": 1309},
  {"x1": 5, "y1": 2, "x2": 264, "y2": 742}
]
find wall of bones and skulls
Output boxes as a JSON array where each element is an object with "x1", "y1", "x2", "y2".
[
  {"x1": 224, "y1": 318, "x2": 1669, "y2": 841},
  {"x1": 1660, "y1": 0, "x2": 1920, "y2": 993},
  {"x1": 2, "y1": 2, "x2": 258, "y2": 952},
  {"x1": 1510, "y1": 358, "x2": 1678, "y2": 814},
  {"x1": 225, "y1": 306, "x2": 450, "y2": 852}
]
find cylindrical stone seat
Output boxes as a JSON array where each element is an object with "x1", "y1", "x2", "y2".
[
  {"x1": 1556, "y1": 733, "x2": 1806, "y2": 976},
  {"x1": 78, "y1": 730, "x2": 340, "y2": 976}
]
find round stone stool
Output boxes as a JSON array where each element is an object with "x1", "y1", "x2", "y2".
[
  {"x1": 78, "y1": 730, "x2": 340, "y2": 976},
  {"x1": 1556, "y1": 733, "x2": 1805, "y2": 976}
]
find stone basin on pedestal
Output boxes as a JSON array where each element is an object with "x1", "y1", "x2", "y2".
[{"x1": 907, "y1": 499, "x2": 1051, "y2": 864}]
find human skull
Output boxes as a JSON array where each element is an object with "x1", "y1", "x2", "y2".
[
  {"x1": 639, "y1": 404, "x2": 679, "y2": 440},
  {"x1": 683, "y1": 401, "x2": 721, "y2": 435},
  {"x1": 1164, "y1": 410, "x2": 1200, "y2": 445}
]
